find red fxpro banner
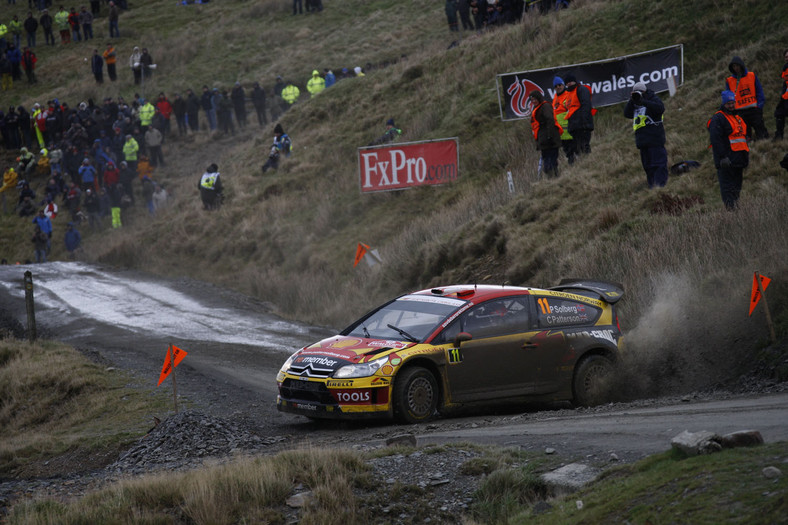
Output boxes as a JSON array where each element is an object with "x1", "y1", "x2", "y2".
[{"x1": 358, "y1": 138, "x2": 459, "y2": 193}]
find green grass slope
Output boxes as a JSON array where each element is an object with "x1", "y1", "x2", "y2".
[{"x1": 1, "y1": 0, "x2": 787, "y2": 395}]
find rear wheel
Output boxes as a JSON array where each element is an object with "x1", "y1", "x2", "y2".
[
  {"x1": 573, "y1": 354, "x2": 614, "y2": 407},
  {"x1": 393, "y1": 367, "x2": 438, "y2": 424}
]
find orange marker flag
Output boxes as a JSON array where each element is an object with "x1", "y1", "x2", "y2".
[
  {"x1": 157, "y1": 345, "x2": 188, "y2": 386},
  {"x1": 748, "y1": 272, "x2": 771, "y2": 316},
  {"x1": 354, "y1": 242, "x2": 370, "y2": 267}
]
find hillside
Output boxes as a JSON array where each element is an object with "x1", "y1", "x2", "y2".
[{"x1": 1, "y1": 0, "x2": 787, "y2": 395}]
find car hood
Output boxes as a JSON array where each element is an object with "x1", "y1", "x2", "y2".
[{"x1": 293, "y1": 335, "x2": 416, "y2": 370}]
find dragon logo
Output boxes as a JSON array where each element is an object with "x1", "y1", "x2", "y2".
[{"x1": 506, "y1": 76, "x2": 543, "y2": 118}]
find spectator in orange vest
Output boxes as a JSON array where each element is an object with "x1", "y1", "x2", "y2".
[
  {"x1": 528, "y1": 90, "x2": 561, "y2": 179},
  {"x1": 726, "y1": 56, "x2": 768, "y2": 141},
  {"x1": 708, "y1": 90, "x2": 749, "y2": 210}
]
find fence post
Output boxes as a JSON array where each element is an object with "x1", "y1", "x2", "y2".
[{"x1": 24, "y1": 271, "x2": 37, "y2": 342}]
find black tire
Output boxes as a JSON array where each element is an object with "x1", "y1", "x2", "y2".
[
  {"x1": 573, "y1": 354, "x2": 614, "y2": 407},
  {"x1": 393, "y1": 366, "x2": 438, "y2": 424}
]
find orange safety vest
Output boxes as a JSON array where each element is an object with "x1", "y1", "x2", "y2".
[
  {"x1": 531, "y1": 101, "x2": 562, "y2": 140},
  {"x1": 711, "y1": 111, "x2": 749, "y2": 152},
  {"x1": 564, "y1": 84, "x2": 596, "y2": 120},
  {"x1": 726, "y1": 72, "x2": 758, "y2": 110}
]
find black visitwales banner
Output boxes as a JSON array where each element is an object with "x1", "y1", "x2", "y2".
[{"x1": 496, "y1": 45, "x2": 683, "y2": 121}]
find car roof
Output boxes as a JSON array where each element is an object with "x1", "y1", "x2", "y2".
[
  {"x1": 408, "y1": 284, "x2": 534, "y2": 303},
  {"x1": 409, "y1": 281, "x2": 624, "y2": 304}
]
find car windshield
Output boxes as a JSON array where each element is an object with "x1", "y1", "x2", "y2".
[{"x1": 344, "y1": 294, "x2": 466, "y2": 342}]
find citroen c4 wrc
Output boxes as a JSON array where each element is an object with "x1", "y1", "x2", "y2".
[{"x1": 276, "y1": 280, "x2": 624, "y2": 423}]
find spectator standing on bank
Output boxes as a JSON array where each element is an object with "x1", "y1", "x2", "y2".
[
  {"x1": 198, "y1": 163, "x2": 222, "y2": 210},
  {"x1": 32, "y1": 208, "x2": 52, "y2": 253},
  {"x1": 623, "y1": 81, "x2": 668, "y2": 189},
  {"x1": 7, "y1": 44, "x2": 22, "y2": 82},
  {"x1": 445, "y1": 0, "x2": 459, "y2": 32},
  {"x1": 21, "y1": 46, "x2": 36, "y2": 84},
  {"x1": 129, "y1": 46, "x2": 141, "y2": 84},
  {"x1": 79, "y1": 6, "x2": 93, "y2": 40},
  {"x1": 306, "y1": 69, "x2": 325, "y2": 97},
  {"x1": 458, "y1": 0, "x2": 474, "y2": 31},
  {"x1": 564, "y1": 73, "x2": 594, "y2": 156},
  {"x1": 186, "y1": 88, "x2": 200, "y2": 132},
  {"x1": 91, "y1": 48, "x2": 103, "y2": 84},
  {"x1": 773, "y1": 48, "x2": 788, "y2": 141},
  {"x1": 324, "y1": 68, "x2": 335, "y2": 88},
  {"x1": 726, "y1": 56, "x2": 768, "y2": 141},
  {"x1": 68, "y1": 7, "x2": 81, "y2": 42},
  {"x1": 273, "y1": 75, "x2": 286, "y2": 119},
  {"x1": 201, "y1": 85, "x2": 216, "y2": 131},
  {"x1": 231, "y1": 82, "x2": 247, "y2": 129},
  {"x1": 216, "y1": 89, "x2": 235, "y2": 136},
  {"x1": 108, "y1": 1, "x2": 120, "y2": 38},
  {"x1": 552, "y1": 76, "x2": 575, "y2": 164},
  {"x1": 251, "y1": 82, "x2": 267, "y2": 127},
  {"x1": 708, "y1": 90, "x2": 749, "y2": 210},
  {"x1": 155, "y1": 92, "x2": 172, "y2": 136},
  {"x1": 32, "y1": 225, "x2": 48, "y2": 263},
  {"x1": 40, "y1": 9, "x2": 55, "y2": 46},
  {"x1": 145, "y1": 125, "x2": 164, "y2": 167},
  {"x1": 122, "y1": 133, "x2": 139, "y2": 174},
  {"x1": 139, "y1": 48, "x2": 153, "y2": 80},
  {"x1": 281, "y1": 81, "x2": 300, "y2": 109},
  {"x1": 64, "y1": 221, "x2": 81, "y2": 258},
  {"x1": 9, "y1": 16, "x2": 22, "y2": 49},
  {"x1": 103, "y1": 43, "x2": 117, "y2": 81},
  {"x1": 172, "y1": 93, "x2": 187, "y2": 135},
  {"x1": 528, "y1": 90, "x2": 561, "y2": 179},
  {"x1": 24, "y1": 12, "x2": 37, "y2": 48}
]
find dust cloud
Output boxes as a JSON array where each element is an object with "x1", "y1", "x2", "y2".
[{"x1": 612, "y1": 271, "x2": 759, "y2": 400}]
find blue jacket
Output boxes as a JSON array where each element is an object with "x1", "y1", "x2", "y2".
[
  {"x1": 64, "y1": 227, "x2": 81, "y2": 251},
  {"x1": 79, "y1": 164, "x2": 96, "y2": 183},
  {"x1": 32, "y1": 215, "x2": 52, "y2": 235}
]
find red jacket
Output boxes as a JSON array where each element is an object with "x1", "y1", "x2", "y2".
[{"x1": 156, "y1": 99, "x2": 173, "y2": 120}]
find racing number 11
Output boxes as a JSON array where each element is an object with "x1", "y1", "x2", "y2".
[{"x1": 537, "y1": 298, "x2": 550, "y2": 315}]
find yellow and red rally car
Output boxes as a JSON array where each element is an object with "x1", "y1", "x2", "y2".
[{"x1": 277, "y1": 280, "x2": 623, "y2": 423}]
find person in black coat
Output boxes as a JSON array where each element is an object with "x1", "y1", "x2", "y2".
[
  {"x1": 623, "y1": 81, "x2": 667, "y2": 188},
  {"x1": 185, "y1": 89, "x2": 200, "y2": 132},
  {"x1": 91, "y1": 48, "x2": 103, "y2": 84},
  {"x1": 564, "y1": 73, "x2": 594, "y2": 156},
  {"x1": 528, "y1": 90, "x2": 561, "y2": 179},
  {"x1": 251, "y1": 82, "x2": 267, "y2": 127},
  {"x1": 708, "y1": 90, "x2": 749, "y2": 210}
]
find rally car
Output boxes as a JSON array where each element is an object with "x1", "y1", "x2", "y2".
[{"x1": 277, "y1": 280, "x2": 624, "y2": 423}]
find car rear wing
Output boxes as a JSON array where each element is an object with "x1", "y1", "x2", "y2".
[{"x1": 550, "y1": 279, "x2": 624, "y2": 304}]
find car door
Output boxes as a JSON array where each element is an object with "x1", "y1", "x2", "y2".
[{"x1": 439, "y1": 296, "x2": 539, "y2": 403}]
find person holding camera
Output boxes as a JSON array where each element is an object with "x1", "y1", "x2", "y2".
[{"x1": 623, "y1": 81, "x2": 668, "y2": 188}]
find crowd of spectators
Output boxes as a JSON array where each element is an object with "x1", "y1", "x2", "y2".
[{"x1": 444, "y1": 0, "x2": 569, "y2": 32}]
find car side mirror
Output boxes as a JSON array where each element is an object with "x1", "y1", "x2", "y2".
[{"x1": 454, "y1": 332, "x2": 472, "y2": 347}]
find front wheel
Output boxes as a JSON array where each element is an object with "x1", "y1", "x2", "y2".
[
  {"x1": 573, "y1": 354, "x2": 614, "y2": 407},
  {"x1": 393, "y1": 367, "x2": 438, "y2": 424}
]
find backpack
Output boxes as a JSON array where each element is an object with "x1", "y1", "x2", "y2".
[{"x1": 280, "y1": 134, "x2": 292, "y2": 155}]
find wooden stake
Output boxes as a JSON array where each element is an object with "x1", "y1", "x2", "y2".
[
  {"x1": 169, "y1": 344, "x2": 179, "y2": 413},
  {"x1": 755, "y1": 271, "x2": 777, "y2": 344}
]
